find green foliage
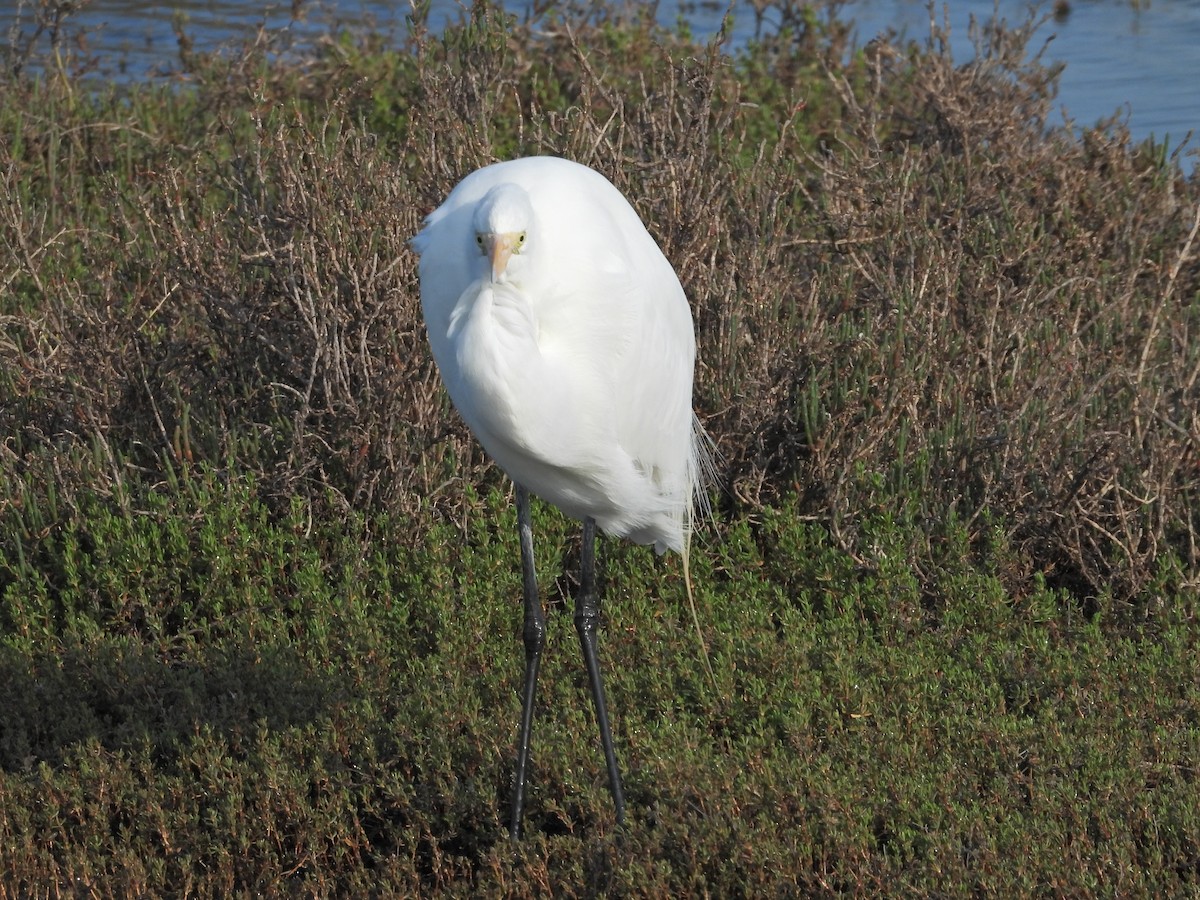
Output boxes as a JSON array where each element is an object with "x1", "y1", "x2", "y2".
[{"x1": 3, "y1": 476, "x2": 1198, "y2": 893}]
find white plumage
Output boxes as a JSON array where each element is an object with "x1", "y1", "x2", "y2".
[
  {"x1": 412, "y1": 155, "x2": 711, "y2": 836},
  {"x1": 413, "y1": 156, "x2": 707, "y2": 554}
]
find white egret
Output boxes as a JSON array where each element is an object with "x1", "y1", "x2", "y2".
[{"x1": 412, "y1": 156, "x2": 710, "y2": 839}]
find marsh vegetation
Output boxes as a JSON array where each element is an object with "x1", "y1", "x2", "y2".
[{"x1": 1, "y1": 1, "x2": 1198, "y2": 894}]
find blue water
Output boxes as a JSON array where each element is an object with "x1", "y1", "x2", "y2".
[
  {"x1": 3, "y1": 1, "x2": 1196, "y2": 165},
  {"x1": 846, "y1": 0, "x2": 1200, "y2": 161}
]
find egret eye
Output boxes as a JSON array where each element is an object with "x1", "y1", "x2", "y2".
[{"x1": 475, "y1": 234, "x2": 484, "y2": 247}]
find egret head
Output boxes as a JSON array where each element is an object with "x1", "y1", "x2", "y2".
[{"x1": 473, "y1": 183, "x2": 535, "y2": 284}]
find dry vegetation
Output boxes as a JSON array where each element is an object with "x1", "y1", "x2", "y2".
[
  {"x1": 4, "y1": 1, "x2": 1197, "y2": 604},
  {"x1": 1, "y1": 0, "x2": 1198, "y2": 894}
]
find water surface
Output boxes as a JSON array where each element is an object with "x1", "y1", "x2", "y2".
[{"x1": 4, "y1": 0, "x2": 1196, "y2": 164}]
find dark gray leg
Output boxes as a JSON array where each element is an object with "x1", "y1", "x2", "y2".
[
  {"x1": 575, "y1": 517, "x2": 627, "y2": 825},
  {"x1": 510, "y1": 485, "x2": 544, "y2": 840}
]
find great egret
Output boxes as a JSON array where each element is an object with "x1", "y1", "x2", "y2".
[{"x1": 413, "y1": 156, "x2": 710, "y2": 839}]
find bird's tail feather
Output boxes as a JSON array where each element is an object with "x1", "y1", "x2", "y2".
[
  {"x1": 683, "y1": 413, "x2": 718, "y2": 684},
  {"x1": 682, "y1": 528, "x2": 715, "y2": 684}
]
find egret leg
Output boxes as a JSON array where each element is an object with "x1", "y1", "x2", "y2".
[
  {"x1": 575, "y1": 517, "x2": 627, "y2": 826},
  {"x1": 510, "y1": 485, "x2": 544, "y2": 840}
]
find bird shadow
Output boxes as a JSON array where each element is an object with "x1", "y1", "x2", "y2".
[{"x1": 0, "y1": 638, "x2": 343, "y2": 773}]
